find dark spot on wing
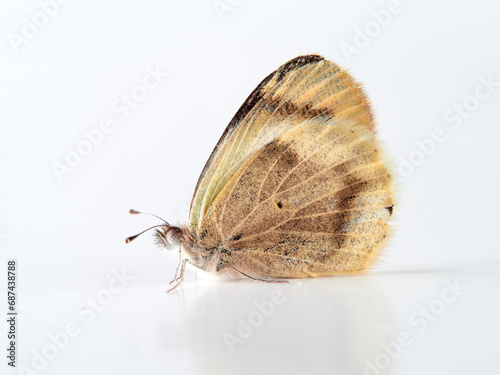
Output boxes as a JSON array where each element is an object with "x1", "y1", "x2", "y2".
[
  {"x1": 284, "y1": 246, "x2": 299, "y2": 256},
  {"x1": 386, "y1": 205, "x2": 394, "y2": 216},
  {"x1": 265, "y1": 97, "x2": 331, "y2": 119},
  {"x1": 230, "y1": 233, "x2": 242, "y2": 241}
]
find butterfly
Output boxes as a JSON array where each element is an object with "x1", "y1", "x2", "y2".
[{"x1": 127, "y1": 54, "x2": 395, "y2": 292}]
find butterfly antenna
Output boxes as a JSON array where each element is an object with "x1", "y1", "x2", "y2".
[
  {"x1": 125, "y1": 225, "x2": 167, "y2": 244},
  {"x1": 129, "y1": 209, "x2": 170, "y2": 225}
]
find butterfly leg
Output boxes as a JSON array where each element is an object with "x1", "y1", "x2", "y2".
[
  {"x1": 167, "y1": 259, "x2": 188, "y2": 293},
  {"x1": 155, "y1": 231, "x2": 184, "y2": 285},
  {"x1": 229, "y1": 268, "x2": 289, "y2": 284},
  {"x1": 169, "y1": 248, "x2": 183, "y2": 285},
  {"x1": 167, "y1": 259, "x2": 199, "y2": 293}
]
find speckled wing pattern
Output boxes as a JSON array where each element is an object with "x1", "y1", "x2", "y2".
[
  {"x1": 189, "y1": 55, "x2": 393, "y2": 277},
  {"x1": 189, "y1": 55, "x2": 374, "y2": 235}
]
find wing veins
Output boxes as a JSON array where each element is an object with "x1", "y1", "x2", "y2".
[
  {"x1": 225, "y1": 175, "x2": 385, "y2": 241},
  {"x1": 256, "y1": 122, "x2": 328, "y2": 203},
  {"x1": 201, "y1": 63, "x2": 366, "y2": 229},
  {"x1": 225, "y1": 149, "x2": 376, "y2": 238}
]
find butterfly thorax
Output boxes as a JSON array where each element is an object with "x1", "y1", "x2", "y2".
[{"x1": 157, "y1": 224, "x2": 226, "y2": 273}]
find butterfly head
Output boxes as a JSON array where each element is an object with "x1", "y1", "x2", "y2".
[
  {"x1": 125, "y1": 209, "x2": 184, "y2": 250},
  {"x1": 154, "y1": 225, "x2": 183, "y2": 250}
]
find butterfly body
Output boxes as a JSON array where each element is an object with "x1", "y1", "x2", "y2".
[{"x1": 133, "y1": 54, "x2": 395, "y2": 289}]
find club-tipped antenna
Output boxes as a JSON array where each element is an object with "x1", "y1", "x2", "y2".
[
  {"x1": 129, "y1": 209, "x2": 170, "y2": 225},
  {"x1": 125, "y1": 224, "x2": 166, "y2": 244}
]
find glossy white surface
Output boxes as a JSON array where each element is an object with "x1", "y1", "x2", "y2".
[{"x1": 11, "y1": 266, "x2": 500, "y2": 375}]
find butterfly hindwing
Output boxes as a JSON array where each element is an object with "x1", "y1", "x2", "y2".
[{"x1": 197, "y1": 119, "x2": 393, "y2": 277}]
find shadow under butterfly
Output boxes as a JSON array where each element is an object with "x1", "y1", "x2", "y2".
[
  {"x1": 169, "y1": 277, "x2": 396, "y2": 375},
  {"x1": 127, "y1": 54, "x2": 396, "y2": 292}
]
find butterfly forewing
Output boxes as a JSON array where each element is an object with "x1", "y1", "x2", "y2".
[{"x1": 189, "y1": 55, "x2": 375, "y2": 236}]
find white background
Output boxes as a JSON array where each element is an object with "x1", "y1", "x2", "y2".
[{"x1": 1, "y1": 0, "x2": 500, "y2": 374}]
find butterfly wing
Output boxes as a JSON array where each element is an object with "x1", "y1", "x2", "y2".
[
  {"x1": 189, "y1": 55, "x2": 374, "y2": 235},
  {"x1": 196, "y1": 118, "x2": 394, "y2": 277}
]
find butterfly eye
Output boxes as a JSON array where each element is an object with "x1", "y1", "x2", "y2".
[{"x1": 165, "y1": 230, "x2": 179, "y2": 247}]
